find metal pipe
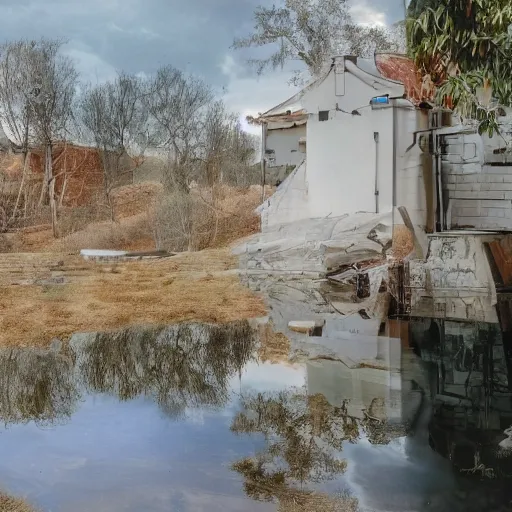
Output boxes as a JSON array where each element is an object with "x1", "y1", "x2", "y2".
[
  {"x1": 392, "y1": 99, "x2": 397, "y2": 220},
  {"x1": 374, "y1": 131, "x2": 380, "y2": 213},
  {"x1": 261, "y1": 123, "x2": 267, "y2": 203},
  {"x1": 434, "y1": 132, "x2": 445, "y2": 231}
]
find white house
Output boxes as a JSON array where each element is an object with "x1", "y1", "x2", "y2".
[
  {"x1": 252, "y1": 107, "x2": 307, "y2": 169},
  {"x1": 235, "y1": 54, "x2": 434, "y2": 354},
  {"x1": 251, "y1": 55, "x2": 429, "y2": 241}
]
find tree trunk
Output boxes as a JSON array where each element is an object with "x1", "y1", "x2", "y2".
[
  {"x1": 46, "y1": 143, "x2": 58, "y2": 238},
  {"x1": 59, "y1": 174, "x2": 68, "y2": 208},
  {"x1": 107, "y1": 188, "x2": 116, "y2": 223},
  {"x1": 39, "y1": 150, "x2": 50, "y2": 207},
  {"x1": 59, "y1": 148, "x2": 68, "y2": 207},
  {"x1": 10, "y1": 149, "x2": 30, "y2": 223}
]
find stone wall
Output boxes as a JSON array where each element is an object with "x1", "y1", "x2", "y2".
[{"x1": 408, "y1": 234, "x2": 499, "y2": 322}]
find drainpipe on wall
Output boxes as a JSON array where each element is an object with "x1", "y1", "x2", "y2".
[
  {"x1": 261, "y1": 122, "x2": 267, "y2": 203},
  {"x1": 374, "y1": 132, "x2": 380, "y2": 214},
  {"x1": 392, "y1": 99, "x2": 397, "y2": 226},
  {"x1": 434, "y1": 131, "x2": 444, "y2": 232}
]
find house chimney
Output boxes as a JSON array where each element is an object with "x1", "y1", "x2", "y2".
[{"x1": 333, "y1": 56, "x2": 345, "y2": 97}]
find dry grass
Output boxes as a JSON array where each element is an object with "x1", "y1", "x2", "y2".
[
  {"x1": 0, "y1": 248, "x2": 267, "y2": 348},
  {"x1": 3, "y1": 214, "x2": 154, "y2": 253},
  {"x1": 4, "y1": 183, "x2": 267, "y2": 255},
  {"x1": 154, "y1": 184, "x2": 265, "y2": 252},
  {"x1": 0, "y1": 493, "x2": 36, "y2": 512},
  {"x1": 52, "y1": 213, "x2": 154, "y2": 252},
  {"x1": 111, "y1": 182, "x2": 162, "y2": 219},
  {"x1": 208, "y1": 185, "x2": 268, "y2": 248},
  {"x1": 392, "y1": 224, "x2": 414, "y2": 261}
]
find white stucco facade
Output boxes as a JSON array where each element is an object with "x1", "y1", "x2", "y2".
[
  {"x1": 265, "y1": 124, "x2": 306, "y2": 168},
  {"x1": 394, "y1": 108, "x2": 428, "y2": 232},
  {"x1": 306, "y1": 108, "x2": 395, "y2": 217},
  {"x1": 258, "y1": 56, "x2": 423, "y2": 228},
  {"x1": 259, "y1": 161, "x2": 311, "y2": 229}
]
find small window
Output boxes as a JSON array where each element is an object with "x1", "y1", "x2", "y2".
[{"x1": 319, "y1": 110, "x2": 329, "y2": 122}]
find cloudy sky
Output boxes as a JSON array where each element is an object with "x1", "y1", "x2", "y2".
[{"x1": 0, "y1": 0, "x2": 406, "y2": 132}]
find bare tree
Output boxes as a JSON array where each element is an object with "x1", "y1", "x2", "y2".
[
  {"x1": 201, "y1": 100, "x2": 231, "y2": 187},
  {"x1": 0, "y1": 40, "x2": 38, "y2": 224},
  {"x1": 145, "y1": 66, "x2": 213, "y2": 193},
  {"x1": 233, "y1": 0, "x2": 405, "y2": 83},
  {"x1": 23, "y1": 39, "x2": 78, "y2": 237},
  {"x1": 202, "y1": 103, "x2": 257, "y2": 187},
  {"x1": 192, "y1": 100, "x2": 258, "y2": 188},
  {"x1": 222, "y1": 119, "x2": 258, "y2": 186},
  {"x1": 80, "y1": 72, "x2": 150, "y2": 221}
]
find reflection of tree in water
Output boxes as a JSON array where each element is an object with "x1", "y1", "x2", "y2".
[
  {"x1": 276, "y1": 490, "x2": 358, "y2": 512},
  {"x1": 0, "y1": 321, "x2": 256, "y2": 426},
  {"x1": 231, "y1": 389, "x2": 362, "y2": 510},
  {"x1": 359, "y1": 397, "x2": 404, "y2": 446},
  {"x1": 77, "y1": 321, "x2": 256, "y2": 418},
  {"x1": 0, "y1": 348, "x2": 78, "y2": 426}
]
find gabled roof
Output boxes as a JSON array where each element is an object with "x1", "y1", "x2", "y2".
[
  {"x1": 246, "y1": 68, "x2": 331, "y2": 126},
  {"x1": 248, "y1": 54, "x2": 430, "y2": 127}
]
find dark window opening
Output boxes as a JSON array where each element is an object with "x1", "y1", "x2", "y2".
[
  {"x1": 312, "y1": 325, "x2": 323, "y2": 337},
  {"x1": 319, "y1": 110, "x2": 329, "y2": 122}
]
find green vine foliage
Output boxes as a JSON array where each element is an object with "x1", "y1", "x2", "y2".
[{"x1": 407, "y1": 0, "x2": 512, "y2": 133}]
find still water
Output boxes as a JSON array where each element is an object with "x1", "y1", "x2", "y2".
[{"x1": 0, "y1": 321, "x2": 511, "y2": 511}]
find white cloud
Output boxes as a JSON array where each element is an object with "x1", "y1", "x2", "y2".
[
  {"x1": 63, "y1": 46, "x2": 117, "y2": 84},
  {"x1": 350, "y1": 2, "x2": 387, "y2": 27},
  {"x1": 107, "y1": 21, "x2": 161, "y2": 40},
  {"x1": 219, "y1": 54, "x2": 301, "y2": 136}
]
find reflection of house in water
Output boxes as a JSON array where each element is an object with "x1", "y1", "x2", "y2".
[
  {"x1": 305, "y1": 336, "x2": 424, "y2": 436},
  {"x1": 411, "y1": 317, "x2": 512, "y2": 476}
]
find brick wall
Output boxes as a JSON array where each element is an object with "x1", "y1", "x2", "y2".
[{"x1": 440, "y1": 129, "x2": 512, "y2": 230}]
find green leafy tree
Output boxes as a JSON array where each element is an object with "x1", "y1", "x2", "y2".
[{"x1": 407, "y1": 0, "x2": 512, "y2": 132}]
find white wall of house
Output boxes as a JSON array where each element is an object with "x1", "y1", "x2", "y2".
[
  {"x1": 265, "y1": 124, "x2": 306, "y2": 168},
  {"x1": 259, "y1": 161, "x2": 311, "y2": 229},
  {"x1": 395, "y1": 106, "x2": 428, "y2": 233},
  {"x1": 302, "y1": 67, "x2": 405, "y2": 218},
  {"x1": 257, "y1": 56, "x2": 423, "y2": 230},
  {"x1": 306, "y1": 107, "x2": 395, "y2": 217}
]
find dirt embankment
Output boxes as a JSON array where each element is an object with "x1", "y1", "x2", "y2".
[
  {"x1": 0, "y1": 181, "x2": 275, "y2": 349},
  {"x1": 0, "y1": 248, "x2": 267, "y2": 348},
  {"x1": 1, "y1": 182, "x2": 265, "y2": 254}
]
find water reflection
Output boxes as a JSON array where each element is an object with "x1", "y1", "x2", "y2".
[
  {"x1": 412, "y1": 318, "x2": 512, "y2": 478},
  {"x1": 76, "y1": 322, "x2": 256, "y2": 419},
  {"x1": 0, "y1": 321, "x2": 256, "y2": 425},
  {"x1": 230, "y1": 382, "x2": 407, "y2": 511},
  {"x1": 0, "y1": 348, "x2": 78, "y2": 426},
  {"x1": 3, "y1": 317, "x2": 512, "y2": 511},
  {"x1": 231, "y1": 391, "x2": 349, "y2": 498}
]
